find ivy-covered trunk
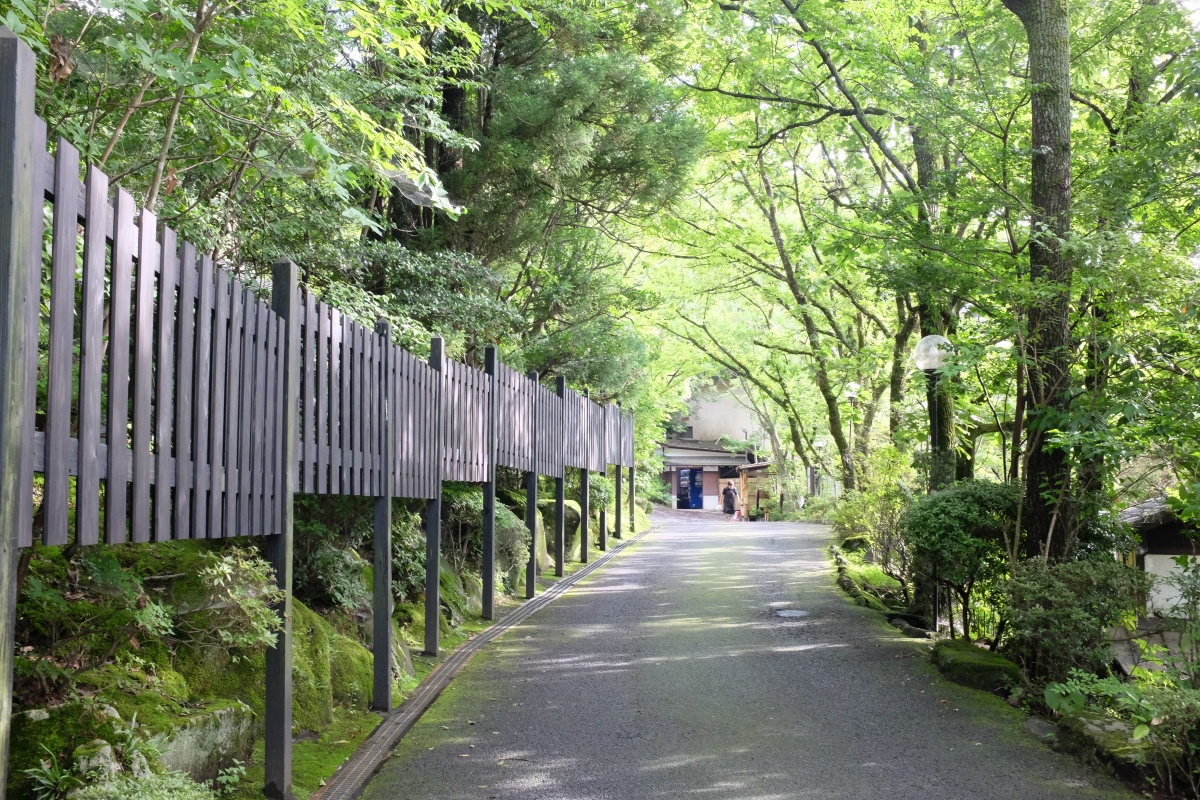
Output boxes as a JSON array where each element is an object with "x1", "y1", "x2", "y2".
[{"x1": 1002, "y1": 0, "x2": 1075, "y2": 559}]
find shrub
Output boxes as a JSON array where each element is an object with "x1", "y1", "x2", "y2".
[
  {"x1": 390, "y1": 509, "x2": 427, "y2": 603},
  {"x1": 902, "y1": 480, "x2": 1018, "y2": 639},
  {"x1": 72, "y1": 772, "x2": 217, "y2": 800},
  {"x1": 1004, "y1": 558, "x2": 1148, "y2": 690},
  {"x1": 495, "y1": 505, "x2": 531, "y2": 595},
  {"x1": 830, "y1": 447, "x2": 916, "y2": 604}
]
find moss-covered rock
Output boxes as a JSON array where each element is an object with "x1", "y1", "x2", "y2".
[
  {"x1": 291, "y1": 601, "x2": 335, "y2": 732},
  {"x1": 1055, "y1": 711, "x2": 1147, "y2": 779},
  {"x1": 329, "y1": 633, "x2": 374, "y2": 709},
  {"x1": 157, "y1": 701, "x2": 256, "y2": 784},
  {"x1": 536, "y1": 500, "x2": 583, "y2": 558},
  {"x1": 931, "y1": 639, "x2": 1022, "y2": 694},
  {"x1": 9, "y1": 702, "x2": 123, "y2": 796}
]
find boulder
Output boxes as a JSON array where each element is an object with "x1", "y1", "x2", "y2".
[
  {"x1": 157, "y1": 702, "x2": 256, "y2": 785},
  {"x1": 72, "y1": 739, "x2": 121, "y2": 783},
  {"x1": 931, "y1": 639, "x2": 1022, "y2": 694},
  {"x1": 1055, "y1": 711, "x2": 1147, "y2": 779}
]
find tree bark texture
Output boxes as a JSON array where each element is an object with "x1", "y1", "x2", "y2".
[{"x1": 1003, "y1": 0, "x2": 1075, "y2": 557}]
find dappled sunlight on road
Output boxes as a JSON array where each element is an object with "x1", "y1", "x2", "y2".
[{"x1": 360, "y1": 510, "x2": 1137, "y2": 800}]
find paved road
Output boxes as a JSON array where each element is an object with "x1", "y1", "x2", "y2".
[{"x1": 361, "y1": 511, "x2": 1136, "y2": 800}]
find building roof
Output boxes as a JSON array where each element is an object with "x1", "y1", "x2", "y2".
[
  {"x1": 660, "y1": 438, "x2": 738, "y2": 453},
  {"x1": 1119, "y1": 496, "x2": 1178, "y2": 530}
]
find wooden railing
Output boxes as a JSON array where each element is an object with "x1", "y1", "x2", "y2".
[{"x1": 0, "y1": 27, "x2": 635, "y2": 800}]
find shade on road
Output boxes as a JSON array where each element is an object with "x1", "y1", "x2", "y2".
[{"x1": 360, "y1": 510, "x2": 1137, "y2": 800}]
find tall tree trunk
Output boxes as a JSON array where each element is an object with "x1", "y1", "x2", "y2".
[{"x1": 1002, "y1": 0, "x2": 1074, "y2": 559}]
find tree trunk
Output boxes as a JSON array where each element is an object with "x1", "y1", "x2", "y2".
[{"x1": 1002, "y1": 0, "x2": 1074, "y2": 559}]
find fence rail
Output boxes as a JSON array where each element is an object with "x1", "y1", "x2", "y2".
[{"x1": 0, "y1": 25, "x2": 635, "y2": 800}]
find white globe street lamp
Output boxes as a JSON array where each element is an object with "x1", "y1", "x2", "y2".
[{"x1": 914, "y1": 334, "x2": 954, "y2": 491}]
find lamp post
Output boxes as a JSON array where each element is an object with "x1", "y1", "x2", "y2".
[{"x1": 914, "y1": 334, "x2": 954, "y2": 492}]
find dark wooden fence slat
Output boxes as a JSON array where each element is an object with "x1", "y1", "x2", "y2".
[
  {"x1": 302, "y1": 291, "x2": 315, "y2": 493},
  {"x1": 316, "y1": 301, "x2": 329, "y2": 494},
  {"x1": 263, "y1": 313, "x2": 277, "y2": 534},
  {"x1": 130, "y1": 208, "x2": 158, "y2": 544},
  {"x1": 43, "y1": 138, "x2": 79, "y2": 545},
  {"x1": 153, "y1": 227, "x2": 177, "y2": 541},
  {"x1": 104, "y1": 189, "x2": 134, "y2": 544},
  {"x1": 16, "y1": 117, "x2": 46, "y2": 548},
  {"x1": 224, "y1": 285, "x2": 245, "y2": 537},
  {"x1": 355, "y1": 324, "x2": 366, "y2": 495},
  {"x1": 365, "y1": 331, "x2": 375, "y2": 496},
  {"x1": 173, "y1": 243, "x2": 197, "y2": 540},
  {"x1": 251, "y1": 302, "x2": 268, "y2": 536},
  {"x1": 190, "y1": 256, "x2": 214, "y2": 539},
  {"x1": 272, "y1": 315, "x2": 284, "y2": 534},
  {"x1": 340, "y1": 314, "x2": 351, "y2": 493},
  {"x1": 76, "y1": 162, "x2": 108, "y2": 546},
  {"x1": 237, "y1": 298, "x2": 255, "y2": 535},
  {"x1": 329, "y1": 308, "x2": 341, "y2": 495},
  {"x1": 207, "y1": 271, "x2": 230, "y2": 539}
]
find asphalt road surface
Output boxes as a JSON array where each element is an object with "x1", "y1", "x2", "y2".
[{"x1": 361, "y1": 510, "x2": 1137, "y2": 800}]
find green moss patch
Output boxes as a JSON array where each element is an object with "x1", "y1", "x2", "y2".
[{"x1": 931, "y1": 639, "x2": 1022, "y2": 695}]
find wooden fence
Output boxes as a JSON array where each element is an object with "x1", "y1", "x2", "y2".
[{"x1": 0, "y1": 27, "x2": 635, "y2": 800}]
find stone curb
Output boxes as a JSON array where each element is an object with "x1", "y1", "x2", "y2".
[{"x1": 312, "y1": 525, "x2": 655, "y2": 800}]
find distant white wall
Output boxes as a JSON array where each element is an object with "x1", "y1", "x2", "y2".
[
  {"x1": 687, "y1": 384, "x2": 763, "y2": 443},
  {"x1": 1146, "y1": 554, "x2": 1196, "y2": 614}
]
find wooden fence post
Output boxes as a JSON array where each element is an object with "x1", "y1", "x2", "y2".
[
  {"x1": 525, "y1": 370, "x2": 538, "y2": 600},
  {"x1": 598, "y1": 405, "x2": 607, "y2": 553},
  {"x1": 580, "y1": 390, "x2": 590, "y2": 565},
  {"x1": 0, "y1": 28, "x2": 35, "y2": 800},
  {"x1": 424, "y1": 337, "x2": 444, "y2": 656},
  {"x1": 482, "y1": 347, "x2": 497, "y2": 620},
  {"x1": 629, "y1": 462, "x2": 636, "y2": 536},
  {"x1": 614, "y1": 405, "x2": 623, "y2": 541},
  {"x1": 372, "y1": 320, "x2": 392, "y2": 711},
  {"x1": 554, "y1": 376, "x2": 566, "y2": 577},
  {"x1": 265, "y1": 259, "x2": 299, "y2": 800}
]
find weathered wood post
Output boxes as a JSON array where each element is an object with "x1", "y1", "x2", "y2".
[
  {"x1": 598, "y1": 405, "x2": 607, "y2": 553},
  {"x1": 614, "y1": 406, "x2": 623, "y2": 541},
  {"x1": 629, "y1": 461, "x2": 636, "y2": 536},
  {"x1": 424, "y1": 337, "x2": 445, "y2": 656},
  {"x1": 0, "y1": 28, "x2": 35, "y2": 800},
  {"x1": 579, "y1": 390, "x2": 591, "y2": 564},
  {"x1": 372, "y1": 320, "x2": 392, "y2": 712},
  {"x1": 481, "y1": 347, "x2": 498, "y2": 620},
  {"x1": 525, "y1": 370, "x2": 539, "y2": 599},
  {"x1": 554, "y1": 376, "x2": 566, "y2": 577},
  {"x1": 265, "y1": 259, "x2": 299, "y2": 800}
]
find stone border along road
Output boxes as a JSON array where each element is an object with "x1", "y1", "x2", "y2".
[
  {"x1": 356, "y1": 510, "x2": 1141, "y2": 800},
  {"x1": 312, "y1": 525, "x2": 655, "y2": 800}
]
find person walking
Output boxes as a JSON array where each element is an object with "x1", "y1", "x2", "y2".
[{"x1": 722, "y1": 480, "x2": 739, "y2": 522}]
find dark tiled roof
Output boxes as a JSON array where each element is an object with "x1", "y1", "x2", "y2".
[
  {"x1": 1119, "y1": 496, "x2": 1177, "y2": 530},
  {"x1": 661, "y1": 438, "x2": 740, "y2": 454}
]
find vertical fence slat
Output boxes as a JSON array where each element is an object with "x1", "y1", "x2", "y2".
[
  {"x1": 329, "y1": 308, "x2": 341, "y2": 495},
  {"x1": 302, "y1": 291, "x2": 315, "y2": 493},
  {"x1": 191, "y1": 257, "x2": 214, "y2": 539},
  {"x1": 237, "y1": 299, "x2": 255, "y2": 536},
  {"x1": 341, "y1": 314, "x2": 351, "y2": 492},
  {"x1": 43, "y1": 138, "x2": 79, "y2": 545},
  {"x1": 154, "y1": 227, "x2": 177, "y2": 541},
  {"x1": 365, "y1": 331, "x2": 375, "y2": 496},
  {"x1": 104, "y1": 190, "x2": 135, "y2": 544},
  {"x1": 355, "y1": 324, "x2": 365, "y2": 495},
  {"x1": 207, "y1": 272, "x2": 230, "y2": 539},
  {"x1": 252, "y1": 302, "x2": 268, "y2": 536},
  {"x1": 173, "y1": 243, "x2": 196, "y2": 540},
  {"x1": 317, "y1": 301, "x2": 329, "y2": 494},
  {"x1": 263, "y1": 313, "x2": 277, "y2": 535},
  {"x1": 224, "y1": 286, "x2": 245, "y2": 537},
  {"x1": 272, "y1": 316, "x2": 284, "y2": 535},
  {"x1": 130, "y1": 208, "x2": 157, "y2": 543},
  {"x1": 16, "y1": 114, "x2": 45, "y2": 549},
  {"x1": 76, "y1": 163, "x2": 108, "y2": 546}
]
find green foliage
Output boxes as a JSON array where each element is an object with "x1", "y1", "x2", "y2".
[
  {"x1": 22, "y1": 745, "x2": 82, "y2": 800},
  {"x1": 494, "y1": 505, "x2": 531, "y2": 595},
  {"x1": 214, "y1": 759, "x2": 246, "y2": 796},
  {"x1": 178, "y1": 549, "x2": 285, "y2": 653},
  {"x1": 72, "y1": 772, "x2": 217, "y2": 800},
  {"x1": 831, "y1": 447, "x2": 917, "y2": 603},
  {"x1": 391, "y1": 508, "x2": 428, "y2": 604},
  {"x1": 1003, "y1": 558, "x2": 1148, "y2": 691}
]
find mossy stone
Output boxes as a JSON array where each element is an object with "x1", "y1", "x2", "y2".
[
  {"x1": 931, "y1": 639, "x2": 1022, "y2": 694},
  {"x1": 291, "y1": 600, "x2": 335, "y2": 732},
  {"x1": 329, "y1": 633, "x2": 374, "y2": 709},
  {"x1": 9, "y1": 702, "x2": 121, "y2": 797}
]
